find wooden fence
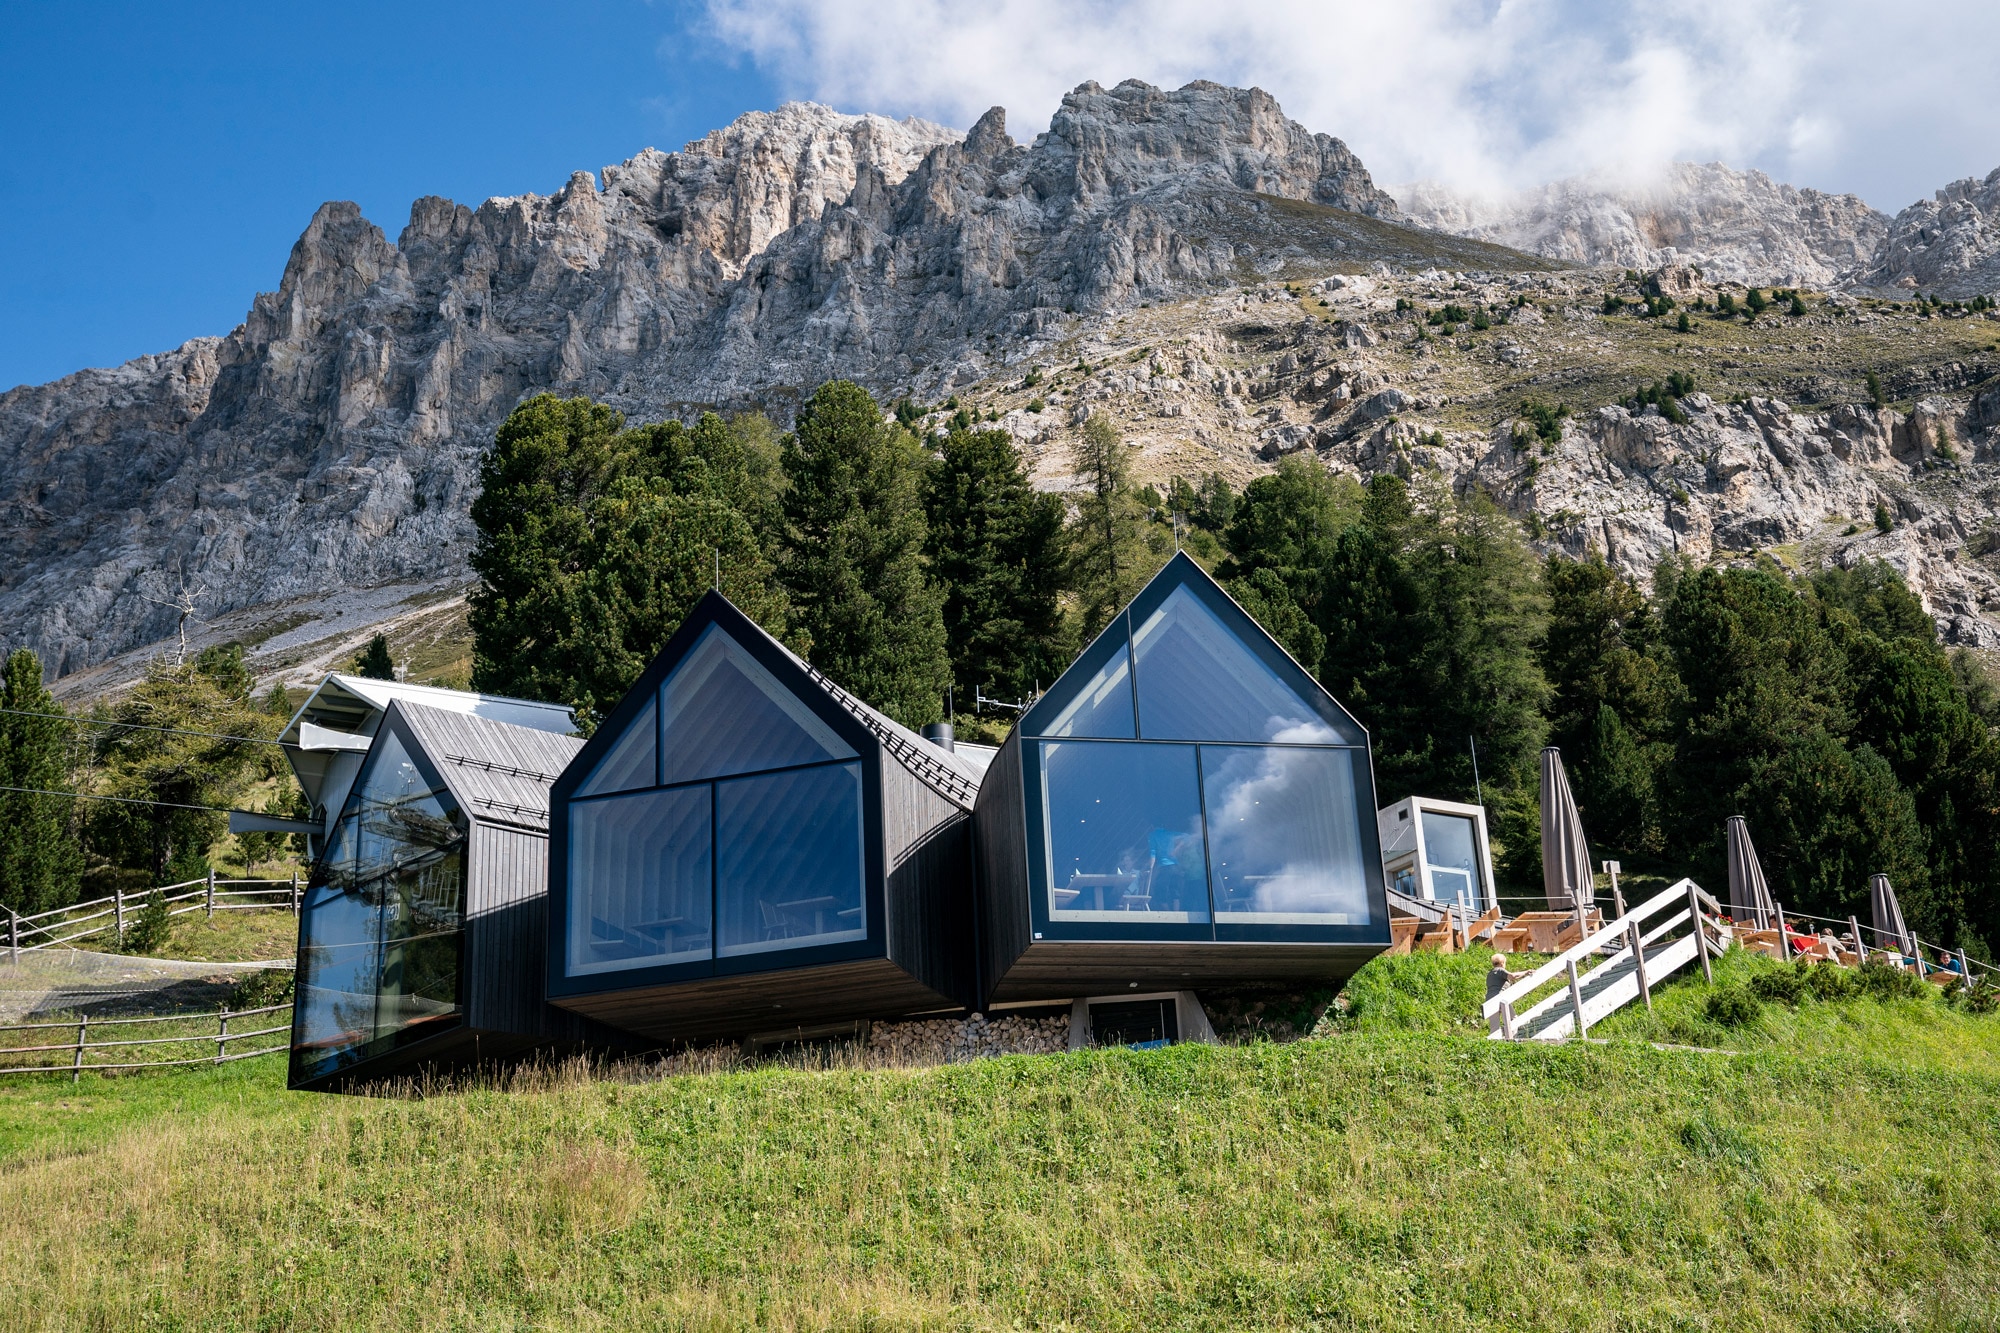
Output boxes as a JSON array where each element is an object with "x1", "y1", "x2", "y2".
[
  {"x1": 0, "y1": 1002, "x2": 293, "y2": 1078},
  {"x1": 4, "y1": 871, "x2": 301, "y2": 959}
]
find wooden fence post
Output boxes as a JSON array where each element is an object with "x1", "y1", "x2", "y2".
[
  {"x1": 1500, "y1": 999, "x2": 1518, "y2": 1041},
  {"x1": 1688, "y1": 883, "x2": 1713, "y2": 984},
  {"x1": 8, "y1": 906, "x2": 17, "y2": 965},
  {"x1": 1959, "y1": 949, "x2": 1975, "y2": 992},
  {"x1": 71, "y1": 1016, "x2": 88, "y2": 1083},
  {"x1": 290, "y1": 870, "x2": 300, "y2": 915},
  {"x1": 1565, "y1": 958, "x2": 1589, "y2": 1039},
  {"x1": 1776, "y1": 901, "x2": 1791, "y2": 962},
  {"x1": 216, "y1": 1007, "x2": 230, "y2": 1066},
  {"x1": 1628, "y1": 919, "x2": 1652, "y2": 1011},
  {"x1": 205, "y1": 867, "x2": 216, "y2": 921},
  {"x1": 114, "y1": 885, "x2": 125, "y2": 942}
]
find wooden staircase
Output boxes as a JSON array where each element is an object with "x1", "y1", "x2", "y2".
[{"x1": 1484, "y1": 880, "x2": 1727, "y2": 1041}]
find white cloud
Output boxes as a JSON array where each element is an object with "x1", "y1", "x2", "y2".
[{"x1": 699, "y1": 0, "x2": 2000, "y2": 210}]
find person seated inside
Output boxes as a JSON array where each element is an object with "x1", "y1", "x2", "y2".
[{"x1": 1487, "y1": 952, "x2": 1529, "y2": 1003}]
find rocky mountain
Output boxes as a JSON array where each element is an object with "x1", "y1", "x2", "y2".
[
  {"x1": 1856, "y1": 166, "x2": 2000, "y2": 297},
  {"x1": 3, "y1": 78, "x2": 1542, "y2": 686},
  {"x1": 6, "y1": 77, "x2": 2000, "y2": 693},
  {"x1": 1395, "y1": 162, "x2": 1890, "y2": 288}
]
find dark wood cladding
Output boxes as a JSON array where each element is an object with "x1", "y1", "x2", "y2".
[
  {"x1": 988, "y1": 940, "x2": 1382, "y2": 1003},
  {"x1": 464, "y1": 823, "x2": 624, "y2": 1046},
  {"x1": 972, "y1": 731, "x2": 1030, "y2": 997},
  {"x1": 549, "y1": 957, "x2": 956, "y2": 1042},
  {"x1": 881, "y1": 757, "x2": 976, "y2": 1009}
]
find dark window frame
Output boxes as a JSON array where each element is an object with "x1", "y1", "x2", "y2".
[
  {"x1": 547, "y1": 595, "x2": 889, "y2": 1001},
  {"x1": 1016, "y1": 555, "x2": 1389, "y2": 947}
]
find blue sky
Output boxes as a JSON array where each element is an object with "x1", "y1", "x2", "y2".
[{"x1": 0, "y1": 1, "x2": 775, "y2": 389}]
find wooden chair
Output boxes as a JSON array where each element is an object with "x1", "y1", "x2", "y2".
[{"x1": 1386, "y1": 916, "x2": 1420, "y2": 956}]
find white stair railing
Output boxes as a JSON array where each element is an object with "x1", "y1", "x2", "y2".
[{"x1": 1485, "y1": 879, "x2": 1727, "y2": 1041}]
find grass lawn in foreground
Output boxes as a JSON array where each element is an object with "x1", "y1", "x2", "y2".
[{"x1": 0, "y1": 950, "x2": 1996, "y2": 1330}]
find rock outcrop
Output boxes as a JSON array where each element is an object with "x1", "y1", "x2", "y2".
[
  {"x1": 1855, "y1": 166, "x2": 2000, "y2": 298},
  {"x1": 5, "y1": 79, "x2": 1467, "y2": 680},
  {"x1": 1396, "y1": 162, "x2": 1889, "y2": 288}
]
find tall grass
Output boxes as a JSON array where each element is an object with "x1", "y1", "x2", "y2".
[{"x1": 3, "y1": 1014, "x2": 1998, "y2": 1329}]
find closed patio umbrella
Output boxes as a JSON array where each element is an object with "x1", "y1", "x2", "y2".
[
  {"x1": 1725, "y1": 816, "x2": 1776, "y2": 930},
  {"x1": 1539, "y1": 747, "x2": 1595, "y2": 915},
  {"x1": 1869, "y1": 873, "x2": 1913, "y2": 958}
]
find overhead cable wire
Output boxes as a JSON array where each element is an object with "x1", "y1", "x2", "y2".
[
  {"x1": 0, "y1": 705, "x2": 288, "y2": 748},
  {"x1": 0, "y1": 783, "x2": 289, "y2": 819}
]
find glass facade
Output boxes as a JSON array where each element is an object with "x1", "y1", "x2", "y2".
[
  {"x1": 1420, "y1": 810, "x2": 1484, "y2": 912},
  {"x1": 294, "y1": 730, "x2": 466, "y2": 1081},
  {"x1": 565, "y1": 625, "x2": 867, "y2": 978},
  {"x1": 1025, "y1": 564, "x2": 1379, "y2": 935}
]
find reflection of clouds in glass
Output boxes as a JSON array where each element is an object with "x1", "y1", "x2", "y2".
[
  {"x1": 1269, "y1": 719, "x2": 1343, "y2": 745},
  {"x1": 1204, "y1": 746, "x2": 1369, "y2": 919}
]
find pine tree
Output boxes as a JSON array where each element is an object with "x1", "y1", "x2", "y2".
[
  {"x1": 1540, "y1": 555, "x2": 1670, "y2": 854},
  {"x1": 1217, "y1": 458, "x2": 1361, "y2": 672},
  {"x1": 88, "y1": 649, "x2": 266, "y2": 884},
  {"x1": 0, "y1": 649, "x2": 82, "y2": 915},
  {"x1": 924, "y1": 426, "x2": 1072, "y2": 707},
  {"x1": 355, "y1": 634, "x2": 396, "y2": 680},
  {"x1": 470, "y1": 395, "x2": 629, "y2": 709},
  {"x1": 1067, "y1": 414, "x2": 1166, "y2": 637},
  {"x1": 469, "y1": 396, "x2": 793, "y2": 726},
  {"x1": 778, "y1": 382, "x2": 951, "y2": 728}
]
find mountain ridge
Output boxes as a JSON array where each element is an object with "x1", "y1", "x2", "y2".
[{"x1": 4, "y1": 78, "x2": 1998, "y2": 690}]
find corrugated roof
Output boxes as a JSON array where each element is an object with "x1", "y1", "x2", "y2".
[{"x1": 393, "y1": 702, "x2": 585, "y2": 833}]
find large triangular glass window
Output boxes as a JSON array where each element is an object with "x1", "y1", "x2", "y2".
[
  {"x1": 1028, "y1": 627, "x2": 1136, "y2": 739},
  {"x1": 1131, "y1": 585, "x2": 1351, "y2": 743},
  {"x1": 576, "y1": 697, "x2": 656, "y2": 797},
  {"x1": 658, "y1": 626, "x2": 855, "y2": 786}
]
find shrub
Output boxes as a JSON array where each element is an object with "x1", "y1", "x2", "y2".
[
  {"x1": 1803, "y1": 961, "x2": 1858, "y2": 1001},
  {"x1": 1950, "y1": 979, "x2": 2000, "y2": 1014},
  {"x1": 1746, "y1": 288, "x2": 1768, "y2": 314},
  {"x1": 1631, "y1": 374, "x2": 1695, "y2": 424},
  {"x1": 1395, "y1": 297, "x2": 1414, "y2": 314},
  {"x1": 1867, "y1": 370, "x2": 1887, "y2": 408},
  {"x1": 229, "y1": 968, "x2": 296, "y2": 1009},
  {"x1": 1472, "y1": 308, "x2": 1491, "y2": 331},
  {"x1": 1602, "y1": 294, "x2": 1627, "y2": 315},
  {"x1": 1750, "y1": 967, "x2": 1809, "y2": 1005},
  {"x1": 1716, "y1": 293, "x2": 1737, "y2": 316},
  {"x1": 1856, "y1": 961, "x2": 1928, "y2": 1001},
  {"x1": 1705, "y1": 985, "x2": 1764, "y2": 1027},
  {"x1": 1519, "y1": 397, "x2": 1569, "y2": 445},
  {"x1": 120, "y1": 889, "x2": 172, "y2": 955},
  {"x1": 1022, "y1": 367, "x2": 1043, "y2": 388},
  {"x1": 1789, "y1": 294, "x2": 1807, "y2": 317},
  {"x1": 1676, "y1": 311, "x2": 1693, "y2": 333},
  {"x1": 1874, "y1": 502, "x2": 1894, "y2": 533},
  {"x1": 1439, "y1": 303, "x2": 1472, "y2": 324},
  {"x1": 1026, "y1": 399, "x2": 1045, "y2": 414}
]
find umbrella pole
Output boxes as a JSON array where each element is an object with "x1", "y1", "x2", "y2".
[{"x1": 1775, "y1": 901, "x2": 1791, "y2": 962}]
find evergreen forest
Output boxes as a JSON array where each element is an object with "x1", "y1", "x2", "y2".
[{"x1": 6, "y1": 380, "x2": 1999, "y2": 963}]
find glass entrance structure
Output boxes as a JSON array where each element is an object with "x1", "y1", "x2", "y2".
[
  {"x1": 546, "y1": 592, "x2": 983, "y2": 1042},
  {"x1": 974, "y1": 553, "x2": 1391, "y2": 1002},
  {"x1": 289, "y1": 699, "x2": 630, "y2": 1092},
  {"x1": 1376, "y1": 796, "x2": 1497, "y2": 916}
]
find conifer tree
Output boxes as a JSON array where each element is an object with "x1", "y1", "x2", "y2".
[
  {"x1": 0, "y1": 649, "x2": 82, "y2": 915},
  {"x1": 777, "y1": 382, "x2": 951, "y2": 728},
  {"x1": 469, "y1": 396, "x2": 792, "y2": 725},
  {"x1": 1067, "y1": 414, "x2": 1166, "y2": 638},
  {"x1": 924, "y1": 426, "x2": 1072, "y2": 707},
  {"x1": 355, "y1": 634, "x2": 396, "y2": 680},
  {"x1": 88, "y1": 648, "x2": 265, "y2": 883}
]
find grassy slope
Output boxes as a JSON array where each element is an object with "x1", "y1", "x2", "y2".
[{"x1": 3, "y1": 950, "x2": 1999, "y2": 1331}]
